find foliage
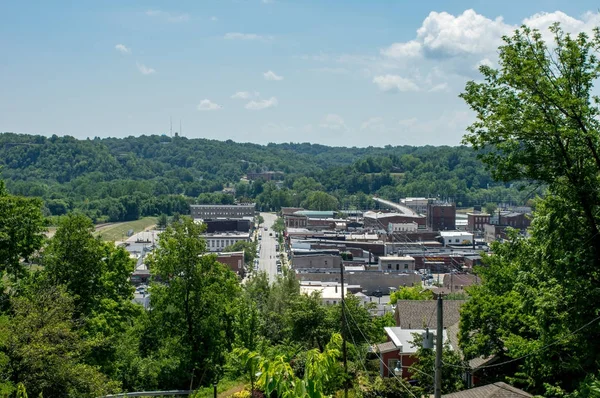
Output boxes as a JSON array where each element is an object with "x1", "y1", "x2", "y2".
[
  {"x1": 44, "y1": 213, "x2": 135, "y2": 316},
  {"x1": 459, "y1": 23, "x2": 600, "y2": 393},
  {"x1": 0, "y1": 133, "x2": 531, "y2": 221},
  {"x1": 409, "y1": 333, "x2": 465, "y2": 394},
  {"x1": 146, "y1": 217, "x2": 241, "y2": 388},
  {"x1": 358, "y1": 374, "x2": 415, "y2": 398},
  {"x1": 389, "y1": 283, "x2": 433, "y2": 303},
  {"x1": 224, "y1": 240, "x2": 258, "y2": 265},
  {"x1": 0, "y1": 183, "x2": 46, "y2": 281},
  {"x1": 0, "y1": 284, "x2": 120, "y2": 397}
]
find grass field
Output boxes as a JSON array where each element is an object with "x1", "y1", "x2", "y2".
[{"x1": 95, "y1": 217, "x2": 158, "y2": 242}]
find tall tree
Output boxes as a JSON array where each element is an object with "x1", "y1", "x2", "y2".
[
  {"x1": 460, "y1": 24, "x2": 600, "y2": 392},
  {"x1": 44, "y1": 213, "x2": 134, "y2": 316},
  {"x1": 0, "y1": 180, "x2": 46, "y2": 282},
  {"x1": 146, "y1": 217, "x2": 240, "y2": 388}
]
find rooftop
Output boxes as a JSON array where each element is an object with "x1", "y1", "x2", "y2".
[
  {"x1": 380, "y1": 256, "x2": 415, "y2": 261},
  {"x1": 382, "y1": 327, "x2": 448, "y2": 354},
  {"x1": 442, "y1": 382, "x2": 532, "y2": 398}
]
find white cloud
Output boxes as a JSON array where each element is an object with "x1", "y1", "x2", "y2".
[
  {"x1": 373, "y1": 74, "x2": 419, "y2": 92},
  {"x1": 136, "y1": 63, "x2": 156, "y2": 75},
  {"x1": 231, "y1": 91, "x2": 254, "y2": 99},
  {"x1": 197, "y1": 99, "x2": 222, "y2": 111},
  {"x1": 398, "y1": 118, "x2": 418, "y2": 127},
  {"x1": 245, "y1": 97, "x2": 278, "y2": 110},
  {"x1": 263, "y1": 70, "x2": 283, "y2": 81},
  {"x1": 360, "y1": 117, "x2": 389, "y2": 133},
  {"x1": 145, "y1": 9, "x2": 189, "y2": 23},
  {"x1": 381, "y1": 40, "x2": 422, "y2": 59},
  {"x1": 115, "y1": 44, "x2": 131, "y2": 54},
  {"x1": 224, "y1": 32, "x2": 272, "y2": 41},
  {"x1": 320, "y1": 114, "x2": 346, "y2": 130},
  {"x1": 429, "y1": 83, "x2": 448, "y2": 92}
]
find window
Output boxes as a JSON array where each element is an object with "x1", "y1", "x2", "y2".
[
  {"x1": 404, "y1": 264, "x2": 409, "y2": 270},
  {"x1": 396, "y1": 264, "x2": 399, "y2": 270},
  {"x1": 388, "y1": 264, "x2": 392, "y2": 269},
  {"x1": 388, "y1": 359, "x2": 401, "y2": 377}
]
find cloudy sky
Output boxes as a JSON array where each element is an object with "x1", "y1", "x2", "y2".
[{"x1": 1, "y1": 0, "x2": 599, "y2": 147}]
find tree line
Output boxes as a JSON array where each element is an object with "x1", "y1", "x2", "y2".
[{"x1": 0, "y1": 133, "x2": 533, "y2": 222}]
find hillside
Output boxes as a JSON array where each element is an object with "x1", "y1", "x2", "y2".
[{"x1": 0, "y1": 132, "x2": 531, "y2": 222}]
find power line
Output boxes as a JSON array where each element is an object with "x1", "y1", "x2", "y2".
[
  {"x1": 443, "y1": 313, "x2": 600, "y2": 370},
  {"x1": 343, "y1": 300, "x2": 419, "y2": 398}
]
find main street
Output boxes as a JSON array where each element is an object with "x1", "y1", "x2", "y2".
[{"x1": 257, "y1": 212, "x2": 279, "y2": 282}]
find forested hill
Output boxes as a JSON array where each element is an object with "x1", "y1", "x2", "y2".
[{"x1": 0, "y1": 132, "x2": 529, "y2": 222}]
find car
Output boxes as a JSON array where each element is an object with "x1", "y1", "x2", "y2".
[{"x1": 264, "y1": 227, "x2": 268, "y2": 231}]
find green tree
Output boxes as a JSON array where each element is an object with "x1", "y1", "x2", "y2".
[
  {"x1": 409, "y1": 333, "x2": 465, "y2": 394},
  {"x1": 0, "y1": 181, "x2": 46, "y2": 281},
  {"x1": 0, "y1": 284, "x2": 119, "y2": 397},
  {"x1": 483, "y1": 202, "x2": 497, "y2": 215},
  {"x1": 301, "y1": 191, "x2": 339, "y2": 211},
  {"x1": 459, "y1": 23, "x2": 600, "y2": 393},
  {"x1": 157, "y1": 213, "x2": 168, "y2": 229},
  {"x1": 389, "y1": 283, "x2": 433, "y2": 303},
  {"x1": 44, "y1": 213, "x2": 134, "y2": 316},
  {"x1": 147, "y1": 217, "x2": 240, "y2": 388}
]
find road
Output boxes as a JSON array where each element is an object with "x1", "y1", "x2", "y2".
[{"x1": 257, "y1": 212, "x2": 280, "y2": 282}]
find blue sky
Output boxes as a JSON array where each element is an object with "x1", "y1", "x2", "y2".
[{"x1": 1, "y1": 0, "x2": 599, "y2": 147}]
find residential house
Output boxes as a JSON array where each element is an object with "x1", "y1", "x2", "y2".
[{"x1": 377, "y1": 327, "x2": 448, "y2": 378}]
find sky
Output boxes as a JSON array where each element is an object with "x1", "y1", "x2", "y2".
[{"x1": 1, "y1": 0, "x2": 600, "y2": 147}]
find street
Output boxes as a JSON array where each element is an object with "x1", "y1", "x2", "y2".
[{"x1": 257, "y1": 212, "x2": 280, "y2": 282}]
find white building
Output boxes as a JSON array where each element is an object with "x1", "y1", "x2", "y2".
[
  {"x1": 300, "y1": 282, "x2": 349, "y2": 305},
  {"x1": 388, "y1": 222, "x2": 419, "y2": 233},
  {"x1": 379, "y1": 256, "x2": 415, "y2": 272},
  {"x1": 202, "y1": 232, "x2": 250, "y2": 252},
  {"x1": 439, "y1": 231, "x2": 473, "y2": 246}
]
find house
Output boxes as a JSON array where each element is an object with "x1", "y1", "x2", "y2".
[
  {"x1": 442, "y1": 382, "x2": 532, "y2": 398},
  {"x1": 379, "y1": 256, "x2": 415, "y2": 272},
  {"x1": 440, "y1": 231, "x2": 473, "y2": 247},
  {"x1": 377, "y1": 327, "x2": 448, "y2": 378},
  {"x1": 394, "y1": 300, "x2": 466, "y2": 329}
]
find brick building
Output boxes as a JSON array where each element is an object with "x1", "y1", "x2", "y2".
[
  {"x1": 426, "y1": 202, "x2": 456, "y2": 231},
  {"x1": 467, "y1": 212, "x2": 491, "y2": 232}
]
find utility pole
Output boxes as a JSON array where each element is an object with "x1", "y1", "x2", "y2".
[
  {"x1": 434, "y1": 294, "x2": 443, "y2": 398},
  {"x1": 340, "y1": 262, "x2": 348, "y2": 398}
]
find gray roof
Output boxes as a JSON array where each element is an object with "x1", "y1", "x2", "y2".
[
  {"x1": 394, "y1": 300, "x2": 466, "y2": 329},
  {"x1": 442, "y1": 382, "x2": 532, "y2": 398},
  {"x1": 376, "y1": 341, "x2": 397, "y2": 353}
]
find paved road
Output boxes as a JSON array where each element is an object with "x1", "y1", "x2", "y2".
[{"x1": 257, "y1": 212, "x2": 280, "y2": 282}]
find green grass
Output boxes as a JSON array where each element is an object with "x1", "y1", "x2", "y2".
[
  {"x1": 191, "y1": 379, "x2": 246, "y2": 397},
  {"x1": 95, "y1": 217, "x2": 158, "y2": 242}
]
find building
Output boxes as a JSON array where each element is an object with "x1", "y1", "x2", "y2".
[
  {"x1": 393, "y1": 300, "x2": 465, "y2": 329},
  {"x1": 442, "y1": 382, "x2": 532, "y2": 398},
  {"x1": 292, "y1": 253, "x2": 342, "y2": 269},
  {"x1": 427, "y1": 202, "x2": 456, "y2": 231},
  {"x1": 299, "y1": 282, "x2": 354, "y2": 305},
  {"x1": 401, "y1": 197, "x2": 430, "y2": 214},
  {"x1": 484, "y1": 224, "x2": 508, "y2": 243},
  {"x1": 364, "y1": 211, "x2": 426, "y2": 230},
  {"x1": 215, "y1": 251, "x2": 245, "y2": 275},
  {"x1": 499, "y1": 212, "x2": 530, "y2": 229},
  {"x1": 467, "y1": 212, "x2": 491, "y2": 232},
  {"x1": 203, "y1": 218, "x2": 251, "y2": 233},
  {"x1": 293, "y1": 210, "x2": 336, "y2": 219},
  {"x1": 295, "y1": 270, "x2": 421, "y2": 295},
  {"x1": 203, "y1": 232, "x2": 250, "y2": 252},
  {"x1": 388, "y1": 222, "x2": 419, "y2": 233},
  {"x1": 440, "y1": 231, "x2": 473, "y2": 246},
  {"x1": 379, "y1": 256, "x2": 415, "y2": 272},
  {"x1": 284, "y1": 214, "x2": 308, "y2": 228},
  {"x1": 377, "y1": 327, "x2": 448, "y2": 378},
  {"x1": 281, "y1": 207, "x2": 305, "y2": 216},
  {"x1": 190, "y1": 204, "x2": 255, "y2": 219}
]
